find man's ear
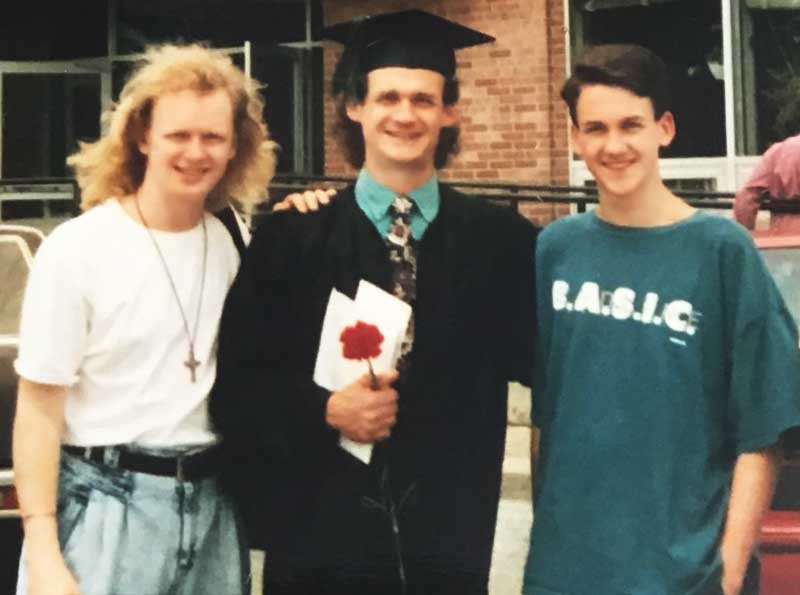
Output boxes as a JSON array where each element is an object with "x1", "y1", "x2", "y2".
[
  {"x1": 657, "y1": 111, "x2": 676, "y2": 148},
  {"x1": 137, "y1": 128, "x2": 150, "y2": 156},
  {"x1": 442, "y1": 104, "x2": 459, "y2": 128},
  {"x1": 346, "y1": 102, "x2": 363, "y2": 123}
]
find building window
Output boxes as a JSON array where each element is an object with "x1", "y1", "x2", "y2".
[
  {"x1": 116, "y1": 1, "x2": 311, "y2": 54},
  {"x1": 249, "y1": 44, "x2": 325, "y2": 174},
  {"x1": 0, "y1": 3, "x2": 107, "y2": 60},
  {"x1": 569, "y1": 0, "x2": 726, "y2": 158},
  {"x1": 1, "y1": 73, "x2": 101, "y2": 179},
  {"x1": 569, "y1": 0, "x2": 800, "y2": 164},
  {"x1": 115, "y1": 0, "x2": 324, "y2": 174},
  {"x1": 736, "y1": 3, "x2": 800, "y2": 154}
]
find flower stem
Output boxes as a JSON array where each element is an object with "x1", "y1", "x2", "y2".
[
  {"x1": 367, "y1": 359, "x2": 379, "y2": 390},
  {"x1": 382, "y1": 467, "x2": 407, "y2": 595}
]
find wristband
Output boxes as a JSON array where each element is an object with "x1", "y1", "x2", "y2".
[{"x1": 21, "y1": 511, "x2": 56, "y2": 522}]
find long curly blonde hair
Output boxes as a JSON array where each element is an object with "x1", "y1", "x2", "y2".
[{"x1": 68, "y1": 44, "x2": 277, "y2": 213}]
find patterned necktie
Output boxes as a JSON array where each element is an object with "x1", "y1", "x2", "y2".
[{"x1": 385, "y1": 195, "x2": 417, "y2": 373}]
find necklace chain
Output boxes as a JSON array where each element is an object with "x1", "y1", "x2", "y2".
[{"x1": 134, "y1": 198, "x2": 208, "y2": 382}]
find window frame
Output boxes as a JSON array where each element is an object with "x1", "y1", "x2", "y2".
[
  {"x1": 0, "y1": 0, "x2": 324, "y2": 179},
  {"x1": 564, "y1": 0, "x2": 780, "y2": 192}
]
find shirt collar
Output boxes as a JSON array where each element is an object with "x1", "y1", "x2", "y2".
[{"x1": 355, "y1": 169, "x2": 440, "y2": 223}]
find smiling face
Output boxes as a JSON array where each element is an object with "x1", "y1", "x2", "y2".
[
  {"x1": 346, "y1": 67, "x2": 457, "y2": 179},
  {"x1": 571, "y1": 84, "x2": 675, "y2": 203},
  {"x1": 138, "y1": 88, "x2": 236, "y2": 208}
]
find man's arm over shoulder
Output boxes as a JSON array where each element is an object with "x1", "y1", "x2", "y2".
[{"x1": 272, "y1": 188, "x2": 338, "y2": 213}]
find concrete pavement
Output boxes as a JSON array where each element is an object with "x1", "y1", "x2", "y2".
[{"x1": 490, "y1": 425, "x2": 533, "y2": 595}]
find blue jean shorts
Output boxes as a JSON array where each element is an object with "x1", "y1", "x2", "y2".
[{"x1": 17, "y1": 446, "x2": 251, "y2": 595}]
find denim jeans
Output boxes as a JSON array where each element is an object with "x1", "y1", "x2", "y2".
[{"x1": 17, "y1": 447, "x2": 250, "y2": 595}]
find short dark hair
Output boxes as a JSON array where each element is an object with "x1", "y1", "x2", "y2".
[
  {"x1": 332, "y1": 71, "x2": 461, "y2": 170},
  {"x1": 561, "y1": 44, "x2": 672, "y2": 126}
]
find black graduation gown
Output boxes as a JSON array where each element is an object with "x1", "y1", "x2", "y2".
[{"x1": 209, "y1": 184, "x2": 538, "y2": 594}]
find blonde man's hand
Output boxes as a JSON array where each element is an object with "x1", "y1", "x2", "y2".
[
  {"x1": 272, "y1": 188, "x2": 337, "y2": 213},
  {"x1": 24, "y1": 540, "x2": 81, "y2": 595}
]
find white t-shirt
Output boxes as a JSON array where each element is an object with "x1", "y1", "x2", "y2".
[{"x1": 15, "y1": 199, "x2": 241, "y2": 447}]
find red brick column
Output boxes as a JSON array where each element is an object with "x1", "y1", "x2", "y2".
[{"x1": 322, "y1": 0, "x2": 571, "y2": 224}]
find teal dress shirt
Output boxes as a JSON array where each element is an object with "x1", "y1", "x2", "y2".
[{"x1": 354, "y1": 169, "x2": 440, "y2": 241}]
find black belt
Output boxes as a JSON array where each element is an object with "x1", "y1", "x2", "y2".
[{"x1": 62, "y1": 445, "x2": 220, "y2": 481}]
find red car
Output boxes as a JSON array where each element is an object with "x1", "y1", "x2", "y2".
[{"x1": 753, "y1": 232, "x2": 800, "y2": 595}]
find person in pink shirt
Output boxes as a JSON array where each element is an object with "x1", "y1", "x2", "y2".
[{"x1": 734, "y1": 133, "x2": 800, "y2": 233}]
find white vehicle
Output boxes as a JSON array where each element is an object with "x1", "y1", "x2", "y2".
[{"x1": 0, "y1": 224, "x2": 43, "y2": 591}]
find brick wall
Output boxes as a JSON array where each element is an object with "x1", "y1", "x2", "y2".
[{"x1": 321, "y1": 0, "x2": 570, "y2": 225}]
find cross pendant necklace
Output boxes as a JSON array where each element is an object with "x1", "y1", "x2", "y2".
[
  {"x1": 135, "y1": 197, "x2": 208, "y2": 383},
  {"x1": 184, "y1": 347, "x2": 201, "y2": 383}
]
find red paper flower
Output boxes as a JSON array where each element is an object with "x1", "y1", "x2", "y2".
[{"x1": 340, "y1": 321, "x2": 384, "y2": 360}]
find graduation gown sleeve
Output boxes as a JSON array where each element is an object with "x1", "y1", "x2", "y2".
[{"x1": 208, "y1": 209, "x2": 340, "y2": 511}]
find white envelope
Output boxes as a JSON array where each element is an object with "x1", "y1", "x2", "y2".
[{"x1": 313, "y1": 280, "x2": 412, "y2": 464}]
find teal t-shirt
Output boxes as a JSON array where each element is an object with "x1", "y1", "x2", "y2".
[{"x1": 524, "y1": 211, "x2": 800, "y2": 595}]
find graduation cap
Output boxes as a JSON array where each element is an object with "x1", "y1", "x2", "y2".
[{"x1": 323, "y1": 10, "x2": 495, "y2": 97}]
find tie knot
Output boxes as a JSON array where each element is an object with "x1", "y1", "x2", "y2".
[
  {"x1": 387, "y1": 196, "x2": 415, "y2": 247},
  {"x1": 392, "y1": 195, "x2": 414, "y2": 217}
]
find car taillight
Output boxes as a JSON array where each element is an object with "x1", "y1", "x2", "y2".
[{"x1": 0, "y1": 484, "x2": 19, "y2": 511}]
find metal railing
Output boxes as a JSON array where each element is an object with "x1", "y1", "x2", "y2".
[
  {"x1": 0, "y1": 177, "x2": 80, "y2": 221},
  {"x1": 270, "y1": 175, "x2": 800, "y2": 216},
  {"x1": 1, "y1": 175, "x2": 798, "y2": 221},
  {"x1": 269, "y1": 174, "x2": 739, "y2": 211}
]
